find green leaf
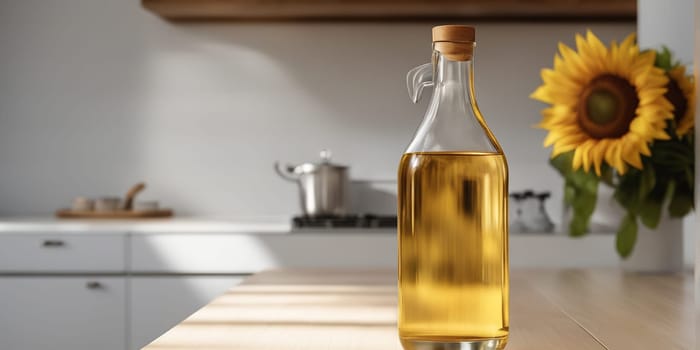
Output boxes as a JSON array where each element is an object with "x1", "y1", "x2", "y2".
[
  {"x1": 655, "y1": 46, "x2": 673, "y2": 71},
  {"x1": 663, "y1": 180, "x2": 677, "y2": 205},
  {"x1": 566, "y1": 176, "x2": 598, "y2": 237},
  {"x1": 639, "y1": 166, "x2": 656, "y2": 200},
  {"x1": 564, "y1": 183, "x2": 576, "y2": 205},
  {"x1": 636, "y1": 165, "x2": 662, "y2": 229},
  {"x1": 638, "y1": 199, "x2": 662, "y2": 229},
  {"x1": 569, "y1": 169, "x2": 598, "y2": 195},
  {"x1": 569, "y1": 215, "x2": 589, "y2": 237},
  {"x1": 553, "y1": 152, "x2": 601, "y2": 238},
  {"x1": 572, "y1": 188, "x2": 597, "y2": 215},
  {"x1": 669, "y1": 193, "x2": 693, "y2": 217},
  {"x1": 550, "y1": 152, "x2": 574, "y2": 176},
  {"x1": 614, "y1": 176, "x2": 641, "y2": 213},
  {"x1": 616, "y1": 213, "x2": 638, "y2": 258}
]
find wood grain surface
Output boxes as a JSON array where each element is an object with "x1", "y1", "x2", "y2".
[
  {"x1": 142, "y1": 0, "x2": 636, "y2": 21},
  {"x1": 143, "y1": 269, "x2": 693, "y2": 350}
]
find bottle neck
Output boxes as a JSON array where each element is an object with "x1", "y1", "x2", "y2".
[
  {"x1": 404, "y1": 44, "x2": 503, "y2": 154},
  {"x1": 430, "y1": 46, "x2": 478, "y2": 116}
]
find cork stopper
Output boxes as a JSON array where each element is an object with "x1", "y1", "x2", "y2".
[
  {"x1": 432, "y1": 25, "x2": 476, "y2": 43},
  {"x1": 432, "y1": 25, "x2": 475, "y2": 61}
]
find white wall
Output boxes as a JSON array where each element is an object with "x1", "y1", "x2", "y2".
[
  {"x1": 639, "y1": 0, "x2": 695, "y2": 64},
  {"x1": 0, "y1": 0, "x2": 635, "y2": 219}
]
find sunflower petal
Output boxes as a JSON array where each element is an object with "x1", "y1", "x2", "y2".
[
  {"x1": 590, "y1": 139, "x2": 609, "y2": 176},
  {"x1": 613, "y1": 144, "x2": 627, "y2": 174},
  {"x1": 542, "y1": 68, "x2": 581, "y2": 91},
  {"x1": 619, "y1": 33, "x2": 636, "y2": 54},
  {"x1": 638, "y1": 139, "x2": 652, "y2": 156},
  {"x1": 558, "y1": 42, "x2": 591, "y2": 82},
  {"x1": 572, "y1": 146, "x2": 584, "y2": 171},
  {"x1": 543, "y1": 125, "x2": 581, "y2": 146},
  {"x1": 579, "y1": 140, "x2": 595, "y2": 172},
  {"x1": 621, "y1": 140, "x2": 643, "y2": 169},
  {"x1": 638, "y1": 87, "x2": 668, "y2": 105},
  {"x1": 530, "y1": 86, "x2": 554, "y2": 104}
]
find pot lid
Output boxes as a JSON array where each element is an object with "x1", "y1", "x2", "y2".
[{"x1": 294, "y1": 149, "x2": 348, "y2": 173}]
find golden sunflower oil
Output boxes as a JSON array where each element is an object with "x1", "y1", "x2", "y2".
[
  {"x1": 398, "y1": 152, "x2": 509, "y2": 346},
  {"x1": 400, "y1": 25, "x2": 509, "y2": 350}
]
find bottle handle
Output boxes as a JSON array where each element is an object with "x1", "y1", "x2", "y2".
[{"x1": 406, "y1": 63, "x2": 433, "y2": 103}]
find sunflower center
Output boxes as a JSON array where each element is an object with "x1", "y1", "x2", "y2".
[
  {"x1": 586, "y1": 90, "x2": 618, "y2": 124},
  {"x1": 664, "y1": 78, "x2": 687, "y2": 124},
  {"x1": 577, "y1": 74, "x2": 638, "y2": 139}
]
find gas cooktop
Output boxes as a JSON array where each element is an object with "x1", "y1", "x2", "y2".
[{"x1": 292, "y1": 214, "x2": 397, "y2": 229}]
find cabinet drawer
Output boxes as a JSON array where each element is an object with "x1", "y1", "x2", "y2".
[
  {"x1": 131, "y1": 234, "x2": 274, "y2": 273},
  {"x1": 0, "y1": 234, "x2": 126, "y2": 273},
  {"x1": 131, "y1": 233, "x2": 396, "y2": 273},
  {"x1": 0, "y1": 276, "x2": 126, "y2": 350}
]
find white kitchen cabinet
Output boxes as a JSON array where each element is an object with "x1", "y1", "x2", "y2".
[
  {"x1": 0, "y1": 233, "x2": 126, "y2": 273},
  {"x1": 131, "y1": 234, "x2": 276, "y2": 273},
  {"x1": 0, "y1": 277, "x2": 127, "y2": 350},
  {"x1": 130, "y1": 233, "x2": 396, "y2": 273},
  {"x1": 130, "y1": 276, "x2": 244, "y2": 349}
]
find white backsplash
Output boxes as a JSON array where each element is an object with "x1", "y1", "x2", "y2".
[
  {"x1": 0, "y1": 0, "x2": 638, "y2": 220},
  {"x1": 349, "y1": 180, "x2": 397, "y2": 215}
]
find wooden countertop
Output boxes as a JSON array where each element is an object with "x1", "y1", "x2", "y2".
[{"x1": 143, "y1": 269, "x2": 693, "y2": 350}]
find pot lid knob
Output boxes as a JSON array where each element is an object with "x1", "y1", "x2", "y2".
[{"x1": 320, "y1": 149, "x2": 332, "y2": 163}]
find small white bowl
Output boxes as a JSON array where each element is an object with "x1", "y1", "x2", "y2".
[
  {"x1": 94, "y1": 197, "x2": 122, "y2": 212},
  {"x1": 71, "y1": 197, "x2": 94, "y2": 211}
]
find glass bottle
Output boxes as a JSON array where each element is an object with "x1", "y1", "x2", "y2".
[{"x1": 398, "y1": 25, "x2": 509, "y2": 350}]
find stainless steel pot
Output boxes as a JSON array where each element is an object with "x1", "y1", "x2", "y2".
[{"x1": 275, "y1": 150, "x2": 349, "y2": 217}]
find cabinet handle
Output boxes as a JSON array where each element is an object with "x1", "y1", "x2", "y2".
[
  {"x1": 86, "y1": 281, "x2": 103, "y2": 290},
  {"x1": 42, "y1": 240, "x2": 65, "y2": 247}
]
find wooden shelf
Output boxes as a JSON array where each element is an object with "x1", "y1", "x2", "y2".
[{"x1": 142, "y1": 0, "x2": 637, "y2": 21}]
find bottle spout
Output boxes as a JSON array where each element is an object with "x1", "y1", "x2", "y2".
[{"x1": 406, "y1": 63, "x2": 433, "y2": 103}]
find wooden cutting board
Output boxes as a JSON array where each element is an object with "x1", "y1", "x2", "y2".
[
  {"x1": 143, "y1": 269, "x2": 693, "y2": 350},
  {"x1": 55, "y1": 182, "x2": 173, "y2": 219},
  {"x1": 55, "y1": 209, "x2": 173, "y2": 219}
]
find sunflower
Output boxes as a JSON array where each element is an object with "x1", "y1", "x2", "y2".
[
  {"x1": 531, "y1": 31, "x2": 674, "y2": 175},
  {"x1": 665, "y1": 66, "x2": 695, "y2": 136}
]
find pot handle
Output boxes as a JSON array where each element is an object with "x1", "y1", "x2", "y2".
[{"x1": 274, "y1": 162, "x2": 298, "y2": 182}]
